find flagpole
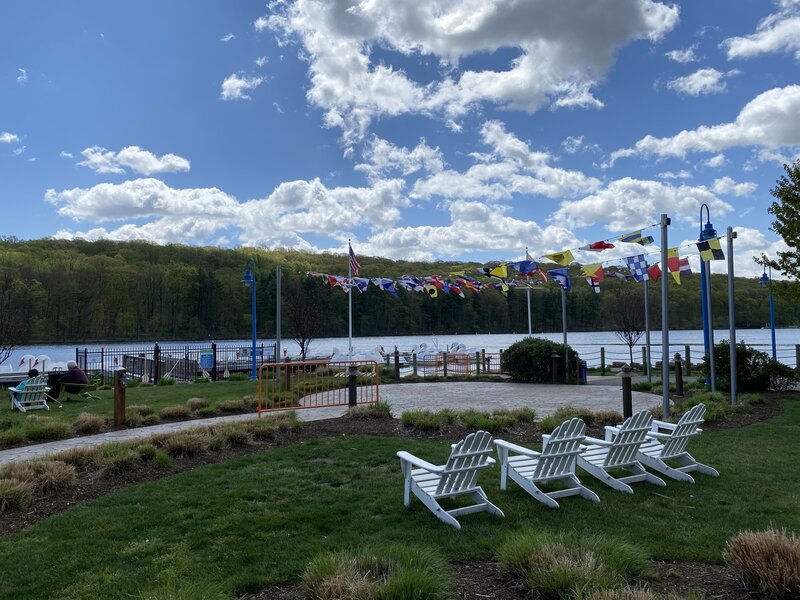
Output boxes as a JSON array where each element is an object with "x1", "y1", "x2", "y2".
[
  {"x1": 660, "y1": 214, "x2": 671, "y2": 419},
  {"x1": 561, "y1": 286, "x2": 568, "y2": 379},
  {"x1": 643, "y1": 278, "x2": 651, "y2": 384},
  {"x1": 348, "y1": 240, "x2": 353, "y2": 359}
]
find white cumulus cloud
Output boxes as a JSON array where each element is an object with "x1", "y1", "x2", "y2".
[
  {"x1": 16, "y1": 68, "x2": 28, "y2": 85},
  {"x1": 220, "y1": 33, "x2": 235, "y2": 42},
  {"x1": 260, "y1": 0, "x2": 678, "y2": 145},
  {"x1": 220, "y1": 73, "x2": 264, "y2": 100},
  {"x1": 609, "y1": 85, "x2": 800, "y2": 161},
  {"x1": 665, "y1": 44, "x2": 699, "y2": 63},
  {"x1": 722, "y1": 1, "x2": 800, "y2": 60},
  {"x1": 666, "y1": 68, "x2": 739, "y2": 96},
  {"x1": 712, "y1": 176, "x2": 757, "y2": 196},
  {"x1": 77, "y1": 146, "x2": 191, "y2": 175},
  {"x1": 0, "y1": 132, "x2": 19, "y2": 144}
]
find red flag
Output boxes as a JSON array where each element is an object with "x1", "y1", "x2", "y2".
[{"x1": 647, "y1": 263, "x2": 661, "y2": 282}]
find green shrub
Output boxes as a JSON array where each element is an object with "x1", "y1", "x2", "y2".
[
  {"x1": 197, "y1": 406, "x2": 217, "y2": 417},
  {"x1": 0, "y1": 428, "x2": 26, "y2": 447},
  {"x1": 153, "y1": 450, "x2": 172, "y2": 468},
  {"x1": 193, "y1": 377, "x2": 211, "y2": 384},
  {"x1": 186, "y1": 397, "x2": 208, "y2": 411},
  {"x1": 0, "y1": 460, "x2": 76, "y2": 496},
  {"x1": 160, "y1": 405, "x2": 192, "y2": 420},
  {"x1": 739, "y1": 393, "x2": 765, "y2": 405},
  {"x1": 539, "y1": 406, "x2": 596, "y2": 432},
  {"x1": 125, "y1": 412, "x2": 143, "y2": 428},
  {"x1": 142, "y1": 413, "x2": 161, "y2": 426},
  {"x1": 593, "y1": 411, "x2": 624, "y2": 427},
  {"x1": 764, "y1": 360, "x2": 798, "y2": 391},
  {"x1": 674, "y1": 392, "x2": 728, "y2": 422},
  {"x1": 53, "y1": 446, "x2": 94, "y2": 469},
  {"x1": 242, "y1": 395, "x2": 259, "y2": 409},
  {"x1": 127, "y1": 404, "x2": 155, "y2": 416},
  {"x1": 136, "y1": 443, "x2": 157, "y2": 461},
  {"x1": 705, "y1": 341, "x2": 797, "y2": 392},
  {"x1": 349, "y1": 402, "x2": 393, "y2": 419},
  {"x1": 91, "y1": 442, "x2": 139, "y2": 475},
  {"x1": 124, "y1": 378, "x2": 141, "y2": 388},
  {"x1": 0, "y1": 478, "x2": 32, "y2": 514},
  {"x1": 217, "y1": 399, "x2": 246, "y2": 413},
  {"x1": 209, "y1": 425, "x2": 253, "y2": 449},
  {"x1": 73, "y1": 412, "x2": 107, "y2": 435},
  {"x1": 157, "y1": 376, "x2": 176, "y2": 386},
  {"x1": 724, "y1": 529, "x2": 800, "y2": 599},
  {"x1": 165, "y1": 431, "x2": 209, "y2": 458},
  {"x1": 498, "y1": 531, "x2": 648, "y2": 599},
  {"x1": 401, "y1": 409, "x2": 455, "y2": 431},
  {"x1": 502, "y1": 337, "x2": 575, "y2": 383},
  {"x1": 303, "y1": 545, "x2": 451, "y2": 600},
  {"x1": 23, "y1": 416, "x2": 71, "y2": 441}
]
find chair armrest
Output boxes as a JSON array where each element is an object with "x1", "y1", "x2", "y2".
[
  {"x1": 8, "y1": 387, "x2": 20, "y2": 393},
  {"x1": 645, "y1": 431, "x2": 672, "y2": 441},
  {"x1": 651, "y1": 419, "x2": 678, "y2": 432},
  {"x1": 396, "y1": 451, "x2": 443, "y2": 473},
  {"x1": 495, "y1": 439, "x2": 541, "y2": 458},
  {"x1": 604, "y1": 425, "x2": 621, "y2": 441},
  {"x1": 582, "y1": 435, "x2": 613, "y2": 447}
]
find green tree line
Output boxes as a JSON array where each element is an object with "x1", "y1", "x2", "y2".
[{"x1": 0, "y1": 237, "x2": 796, "y2": 344}]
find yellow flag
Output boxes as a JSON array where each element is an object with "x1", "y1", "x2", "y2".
[
  {"x1": 545, "y1": 250, "x2": 574, "y2": 266},
  {"x1": 424, "y1": 284, "x2": 438, "y2": 298},
  {"x1": 490, "y1": 264, "x2": 508, "y2": 279},
  {"x1": 582, "y1": 263, "x2": 602, "y2": 278}
]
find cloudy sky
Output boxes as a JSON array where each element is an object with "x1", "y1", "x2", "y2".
[{"x1": 2, "y1": 0, "x2": 799, "y2": 277}]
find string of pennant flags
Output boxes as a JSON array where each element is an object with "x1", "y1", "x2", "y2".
[{"x1": 308, "y1": 228, "x2": 730, "y2": 298}]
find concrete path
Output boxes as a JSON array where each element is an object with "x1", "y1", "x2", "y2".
[{"x1": 0, "y1": 382, "x2": 657, "y2": 466}]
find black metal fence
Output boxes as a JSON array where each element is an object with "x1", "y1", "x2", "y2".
[{"x1": 75, "y1": 342, "x2": 277, "y2": 384}]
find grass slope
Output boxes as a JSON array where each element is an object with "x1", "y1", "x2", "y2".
[{"x1": 0, "y1": 401, "x2": 798, "y2": 599}]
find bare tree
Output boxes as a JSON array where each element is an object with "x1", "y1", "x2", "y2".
[
  {"x1": 0, "y1": 273, "x2": 23, "y2": 366},
  {"x1": 613, "y1": 291, "x2": 645, "y2": 368},
  {"x1": 287, "y1": 277, "x2": 321, "y2": 362}
]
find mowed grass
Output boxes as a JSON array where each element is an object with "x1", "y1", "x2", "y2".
[{"x1": 0, "y1": 401, "x2": 798, "y2": 599}]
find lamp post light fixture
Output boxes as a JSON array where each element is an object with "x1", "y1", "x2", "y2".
[
  {"x1": 242, "y1": 257, "x2": 257, "y2": 381},
  {"x1": 699, "y1": 204, "x2": 717, "y2": 391},
  {"x1": 759, "y1": 265, "x2": 777, "y2": 360}
]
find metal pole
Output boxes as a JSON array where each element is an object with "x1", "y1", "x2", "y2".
[
  {"x1": 660, "y1": 213, "x2": 671, "y2": 419},
  {"x1": 727, "y1": 227, "x2": 738, "y2": 405},
  {"x1": 769, "y1": 265, "x2": 777, "y2": 360},
  {"x1": 705, "y1": 264, "x2": 716, "y2": 392},
  {"x1": 276, "y1": 264, "x2": 281, "y2": 366},
  {"x1": 621, "y1": 364, "x2": 632, "y2": 419},
  {"x1": 526, "y1": 287, "x2": 532, "y2": 335},
  {"x1": 561, "y1": 286, "x2": 568, "y2": 379},
  {"x1": 348, "y1": 243, "x2": 353, "y2": 358},
  {"x1": 251, "y1": 265, "x2": 257, "y2": 381},
  {"x1": 643, "y1": 278, "x2": 652, "y2": 384}
]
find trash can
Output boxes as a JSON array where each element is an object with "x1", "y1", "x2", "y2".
[{"x1": 579, "y1": 360, "x2": 588, "y2": 384}]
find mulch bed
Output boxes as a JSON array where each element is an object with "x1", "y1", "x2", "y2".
[{"x1": 1, "y1": 396, "x2": 787, "y2": 599}]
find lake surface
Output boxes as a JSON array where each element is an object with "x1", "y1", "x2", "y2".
[{"x1": 5, "y1": 328, "x2": 797, "y2": 369}]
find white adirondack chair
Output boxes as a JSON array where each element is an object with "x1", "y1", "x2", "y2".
[
  {"x1": 397, "y1": 430, "x2": 504, "y2": 529},
  {"x1": 637, "y1": 403, "x2": 719, "y2": 483},
  {"x1": 577, "y1": 410, "x2": 665, "y2": 493},
  {"x1": 9, "y1": 375, "x2": 50, "y2": 412},
  {"x1": 495, "y1": 417, "x2": 600, "y2": 508}
]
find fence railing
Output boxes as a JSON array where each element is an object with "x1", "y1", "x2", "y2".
[
  {"x1": 75, "y1": 342, "x2": 277, "y2": 384},
  {"x1": 257, "y1": 360, "x2": 380, "y2": 413}
]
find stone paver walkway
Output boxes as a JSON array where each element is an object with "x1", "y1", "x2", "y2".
[{"x1": 0, "y1": 381, "x2": 656, "y2": 466}]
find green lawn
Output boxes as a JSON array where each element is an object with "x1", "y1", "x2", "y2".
[{"x1": 0, "y1": 401, "x2": 798, "y2": 599}]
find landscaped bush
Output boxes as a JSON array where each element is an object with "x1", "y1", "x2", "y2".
[
  {"x1": 73, "y1": 412, "x2": 107, "y2": 435},
  {"x1": 724, "y1": 529, "x2": 800, "y2": 599},
  {"x1": 127, "y1": 404, "x2": 155, "y2": 417},
  {"x1": 303, "y1": 545, "x2": 451, "y2": 600},
  {"x1": 706, "y1": 341, "x2": 798, "y2": 392},
  {"x1": 587, "y1": 589, "x2": 684, "y2": 600},
  {"x1": 136, "y1": 443, "x2": 157, "y2": 461},
  {"x1": 90, "y1": 442, "x2": 139, "y2": 475},
  {"x1": 22, "y1": 416, "x2": 72, "y2": 442},
  {"x1": 164, "y1": 431, "x2": 210, "y2": 458},
  {"x1": 498, "y1": 531, "x2": 648, "y2": 599},
  {"x1": 593, "y1": 411, "x2": 624, "y2": 427},
  {"x1": 539, "y1": 406, "x2": 596, "y2": 433},
  {"x1": 157, "y1": 376, "x2": 176, "y2": 386},
  {"x1": 348, "y1": 402, "x2": 393, "y2": 419},
  {"x1": 160, "y1": 405, "x2": 192, "y2": 420},
  {"x1": 400, "y1": 409, "x2": 458, "y2": 431},
  {"x1": 0, "y1": 459, "x2": 76, "y2": 495},
  {"x1": 197, "y1": 406, "x2": 217, "y2": 417},
  {"x1": 186, "y1": 397, "x2": 208, "y2": 411},
  {"x1": 217, "y1": 399, "x2": 247, "y2": 413},
  {"x1": 502, "y1": 337, "x2": 575, "y2": 383},
  {"x1": 208, "y1": 424, "x2": 253, "y2": 450},
  {"x1": 0, "y1": 478, "x2": 32, "y2": 514},
  {"x1": 247, "y1": 412, "x2": 302, "y2": 439},
  {"x1": 227, "y1": 372, "x2": 249, "y2": 381}
]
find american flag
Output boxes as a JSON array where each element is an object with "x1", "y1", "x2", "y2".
[{"x1": 348, "y1": 243, "x2": 361, "y2": 275}]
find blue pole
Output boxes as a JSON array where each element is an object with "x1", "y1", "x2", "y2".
[
  {"x1": 769, "y1": 266, "x2": 777, "y2": 360},
  {"x1": 698, "y1": 204, "x2": 716, "y2": 388},
  {"x1": 251, "y1": 273, "x2": 257, "y2": 381}
]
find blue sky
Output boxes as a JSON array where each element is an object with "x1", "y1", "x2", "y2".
[{"x1": 2, "y1": 0, "x2": 799, "y2": 278}]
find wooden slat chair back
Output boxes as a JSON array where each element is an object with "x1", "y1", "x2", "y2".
[
  {"x1": 397, "y1": 430, "x2": 504, "y2": 529},
  {"x1": 637, "y1": 403, "x2": 719, "y2": 483},
  {"x1": 9, "y1": 375, "x2": 50, "y2": 412},
  {"x1": 577, "y1": 410, "x2": 666, "y2": 494},
  {"x1": 495, "y1": 417, "x2": 600, "y2": 508},
  {"x1": 602, "y1": 410, "x2": 653, "y2": 468}
]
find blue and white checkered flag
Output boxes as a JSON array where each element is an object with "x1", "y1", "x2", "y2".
[{"x1": 624, "y1": 254, "x2": 649, "y2": 282}]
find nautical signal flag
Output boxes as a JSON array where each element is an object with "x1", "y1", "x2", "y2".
[
  {"x1": 618, "y1": 230, "x2": 655, "y2": 245},
  {"x1": 696, "y1": 238, "x2": 725, "y2": 261},
  {"x1": 582, "y1": 263, "x2": 603, "y2": 280},
  {"x1": 550, "y1": 267, "x2": 571, "y2": 291},
  {"x1": 647, "y1": 263, "x2": 661, "y2": 282},
  {"x1": 507, "y1": 259, "x2": 537, "y2": 275},
  {"x1": 624, "y1": 254, "x2": 650, "y2": 282},
  {"x1": 482, "y1": 264, "x2": 508, "y2": 279},
  {"x1": 544, "y1": 250, "x2": 574, "y2": 266},
  {"x1": 586, "y1": 277, "x2": 601, "y2": 293},
  {"x1": 424, "y1": 283, "x2": 438, "y2": 298},
  {"x1": 580, "y1": 241, "x2": 615, "y2": 251}
]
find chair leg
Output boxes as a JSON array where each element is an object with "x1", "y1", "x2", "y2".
[
  {"x1": 567, "y1": 474, "x2": 601, "y2": 503},
  {"x1": 470, "y1": 489, "x2": 504, "y2": 518},
  {"x1": 678, "y1": 453, "x2": 719, "y2": 478},
  {"x1": 509, "y1": 468, "x2": 560, "y2": 508},
  {"x1": 639, "y1": 455, "x2": 694, "y2": 483},
  {"x1": 411, "y1": 482, "x2": 461, "y2": 529},
  {"x1": 580, "y1": 461, "x2": 634, "y2": 494},
  {"x1": 627, "y1": 463, "x2": 667, "y2": 487}
]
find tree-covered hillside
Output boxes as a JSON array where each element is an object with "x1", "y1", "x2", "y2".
[{"x1": 0, "y1": 237, "x2": 796, "y2": 344}]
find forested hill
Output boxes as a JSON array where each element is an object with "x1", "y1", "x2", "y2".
[{"x1": 0, "y1": 237, "x2": 796, "y2": 344}]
